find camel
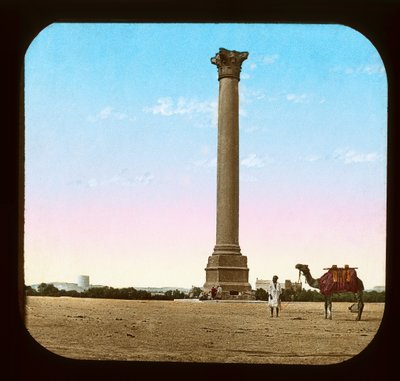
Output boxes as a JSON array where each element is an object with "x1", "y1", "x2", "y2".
[{"x1": 295, "y1": 264, "x2": 364, "y2": 321}]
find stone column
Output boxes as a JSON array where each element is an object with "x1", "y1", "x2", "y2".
[{"x1": 204, "y1": 48, "x2": 252, "y2": 297}]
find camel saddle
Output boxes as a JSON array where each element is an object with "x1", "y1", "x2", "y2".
[{"x1": 319, "y1": 265, "x2": 359, "y2": 295}]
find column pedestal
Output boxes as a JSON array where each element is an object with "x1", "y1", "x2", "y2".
[{"x1": 204, "y1": 252, "x2": 252, "y2": 293}]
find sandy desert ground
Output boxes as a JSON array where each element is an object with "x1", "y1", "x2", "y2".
[{"x1": 25, "y1": 296, "x2": 384, "y2": 365}]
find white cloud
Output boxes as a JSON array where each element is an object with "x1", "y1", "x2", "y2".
[
  {"x1": 361, "y1": 64, "x2": 386, "y2": 75},
  {"x1": 144, "y1": 97, "x2": 217, "y2": 117},
  {"x1": 144, "y1": 97, "x2": 174, "y2": 116},
  {"x1": 240, "y1": 86, "x2": 266, "y2": 105},
  {"x1": 240, "y1": 124, "x2": 261, "y2": 133},
  {"x1": 108, "y1": 171, "x2": 155, "y2": 186},
  {"x1": 241, "y1": 153, "x2": 270, "y2": 168},
  {"x1": 286, "y1": 93, "x2": 310, "y2": 103},
  {"x1": 194, "y1": 157, "x2": 217, "y2": 168},
  {"x1": 135, "y1": 172, "x2": 154, "y2": 185},
  {"x1": 265, "y1": 95, "x2": 280, "y2": 102},
  {"x1": 72, "y1": 169, "x2": 155, "y2": 189},
  {"x1": 285, "y1": 93, "x2": 326, "y2": 104},
  {"x1": 87, "y1": 106, "x2": 134, "y2": 123},
  {"x1": 330, "y1": 63, "x2": 385, "y2": 76},
  {"x1": 298, "y1": 154, "x2": 321, "y2": 162},
  {"x1": 262, "y1": 54, "x2": 279, "y2": 65},
  {"x1": 247, "y1": 54, "x2": 279, "y2": 71},
  {"x1": 333, "y1": 149, "x2": 385, "y2": 164},
  {"x1": 99, "y1": 106, "x2": 113, "y2": 119},
  {"x1": 200, "y1": 145, "x2": 210, "y2": 156},
  {"x1": 240, "y1": 173, "x2": 258, "y2": 183},
  {"x1": 194, "y1": 146, "x2": 217, "y2": 169},
  {"x1": 88, "y1": 178, "x2": 98, "y2": 188}
]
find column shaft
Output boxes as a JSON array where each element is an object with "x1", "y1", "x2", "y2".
[{"x1": 215, "y1": 77, "x2": 240, "y2": 252}]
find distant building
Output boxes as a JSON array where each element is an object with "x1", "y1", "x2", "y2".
[
  {"x1": 284, "y1": 279, "x2": 302, "y2": 292},
  {"x1": 255, "y1": 278, "x2": 302, "y2": 292},
  {"x1": 77, "y1": 275, "x2": 90, "y2": 290},
  {"x1": 30, "y1": 275, "x2": 105, "y2": 293},
  {"x1": 255, "y1": 278, "x2": 269, "y2": 290},
  {"x1": 255, "y1": 278, "x2": 284, "y2": 291}
]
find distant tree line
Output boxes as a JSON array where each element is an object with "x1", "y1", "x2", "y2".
[
  {"x1": 25, "y1": 284, "x2": 186, "y2": 300},
  {"x1": 25, "y1": 284, "x2": 384, "y2": 302},
  {"x1": 255, "y1": 288, "x2": 385, "y2": 302}
]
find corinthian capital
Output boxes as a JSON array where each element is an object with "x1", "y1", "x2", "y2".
[{"x1": 211, "y1": 48, "x2": 249, "y2": 81}]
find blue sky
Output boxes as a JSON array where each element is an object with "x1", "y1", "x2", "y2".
[{"x1": 24, "y1": 23, "x2": 387, "y2": 290}]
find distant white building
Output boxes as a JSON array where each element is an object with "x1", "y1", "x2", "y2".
[
  {"x1": 31, "y1": 275, "x2": 104, "y2": 293},
  {"x1": 77, "y1": 275, "x2": 90, "y2": 290},
  {"x1": 255, "y1": 278, "x2": 285, "y2": 291}
]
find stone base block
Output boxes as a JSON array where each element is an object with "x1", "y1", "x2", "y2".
[{"x1": 204, "y1": 253, "x2": 252, "y2": 294}]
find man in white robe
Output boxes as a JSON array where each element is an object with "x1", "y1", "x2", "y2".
[{"x1": 268, "y1": 275, "x2": 282, "y2": 317}]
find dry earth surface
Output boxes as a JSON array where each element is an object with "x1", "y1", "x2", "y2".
[{"x1": 25, "y1": 296, "x2": 384, "y2": 365}]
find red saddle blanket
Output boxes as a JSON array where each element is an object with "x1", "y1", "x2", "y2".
[{"x1": 319, "y1": 268, "x2": 359, "y2": 295}]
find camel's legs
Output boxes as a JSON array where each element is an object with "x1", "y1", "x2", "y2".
[
  {"x1": 324, "y1": 296, "x2": 332, "y2": 319},
  {"x1": 356, "y1": 291, "x2": 364, "y2": 321}
]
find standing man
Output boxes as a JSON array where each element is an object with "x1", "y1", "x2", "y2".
[
  {"x1": 268, "y1": 275, "x2": 282, "y2": 317},
  {"x1": 211, "y1": 285, "x2": 217, "y2": 300},
  {"x1": 216, "y1": 284, "x2": 222, "y2": 300}
]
